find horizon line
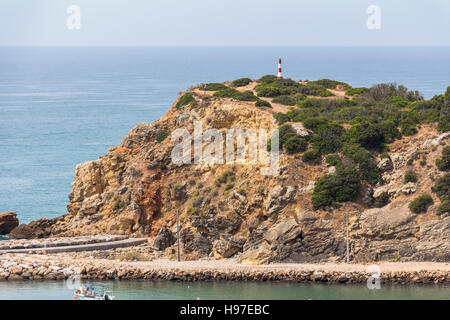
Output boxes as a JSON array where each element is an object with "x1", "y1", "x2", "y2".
[{"x1": 1, "y1": 45, "x2": 450, "y2": 48}]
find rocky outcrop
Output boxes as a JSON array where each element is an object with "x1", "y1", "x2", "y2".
[
  {"x1": 0, "y1": 212, "x2": 19, "y2": 235},
  {"x1": 16, "y1": 85, "x2": 450, "y2": 264},
  {"x1": 265, "y1": 185, "x2": 296, "y2": 216},
  {"x1": 9, "y1": 217, "x2": 61, "y2": 239},
  {"x1": 153, "y1": 227, "x2": 176, "y2": 251}
]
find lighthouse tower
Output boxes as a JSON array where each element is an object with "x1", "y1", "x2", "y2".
[{"x1": 277, "y1": 58, "x2": 283, "y2": 79}]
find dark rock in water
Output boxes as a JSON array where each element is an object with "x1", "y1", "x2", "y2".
[
  {"x1": 8, "y1": 217, "x2": 60, "y2": 239},
  {"x1": 153, "y1": 226, "x2": 176, "y2": 251},
  {"x1": 8, "y1": 224, "x2": 34, "y2": 239},
  {"x1": 0, "y1": 212, "x2": 19, "y2": 235}
]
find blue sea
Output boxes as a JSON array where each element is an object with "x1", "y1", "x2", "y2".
[{"x1": 1, "y1": 47, "x2": 449, "y2": 223}]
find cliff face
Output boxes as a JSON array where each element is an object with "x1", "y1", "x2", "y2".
[{"x1": 11, "y1": 82, "x2": 450, "y2": 264}]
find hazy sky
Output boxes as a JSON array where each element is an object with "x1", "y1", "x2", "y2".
[{"x1": 1, "y1": 0, "x2": 449, "y2": 46}]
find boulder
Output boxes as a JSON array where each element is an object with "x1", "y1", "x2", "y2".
[
  {"x1": 8, "y1": 217, "x2": 58, "y2": 239},
  {"x1": 120, "y1": 122, "x2": 154, "y2": 149},
  {"x1": 290, "y1": 123, "x2": 312, "y2": 138},
  {"x1": 401, "y1": 182, "x2": 417, "y2": 195},
  {"x1": 0, "y1": 212, "x2": 19, "y2": 235},
  {"x1": 377, "y1": 157, "x2": 393, "y2": 172},
  {"x1": 180, "y1": 227, "x2": 212, "y2": 256},
  {"x1": 212, "y1": 235, "x2": 245, "y2": 258},
  {"x1": 153, "y1": 226, "x2": 176, "y2": 251},
  {"x1": 8, "y1": 224, "x2": 33, "y2": 239},
  {"x1": 265, "y1": 185, "x2": 296, "y2": 215},
  {"x1": 355, "y1": 205, "x2": 417, "y2": 240}
]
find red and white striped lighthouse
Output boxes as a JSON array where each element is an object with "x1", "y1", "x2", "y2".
[{"x1": 277, "y1": 58, "x2": 283, "y2": 79}]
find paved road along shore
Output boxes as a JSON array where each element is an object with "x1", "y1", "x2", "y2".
[{"x1": 0, "y1": 254, "x2": 449, "y2": 284}]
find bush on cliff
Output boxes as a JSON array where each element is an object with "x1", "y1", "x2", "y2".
[
  {"x1": 432, "y1": 173, "x2": 450, "y2": 201},
  {"x1": 176, "y1": 92, "x2": 194, "y2": 109},
  {"x1": 346, "y1": 87, "x2": 369, "y2": 96},
  {"x1": 272, "y1": 95, "x2": 301, "y2": 106},
  {"x1": 231, "y1": 78, "x2": 252, "y2": 87},
  {"x1": 156, "y1": 130, "x2": 170, "y2": 143},
  {"x1": 373, "y1": 192, "x2": 390, "y2": 208},
  {"x1": 213, "y1": 88, "x2": 258, "y2": 101},
  {"x1": 302, "y1": 149, "x2": 322, "y2": 164},
  {"x1": 284, "y1": 136, "x2": 308, "y2": 154},
  {"x1": 312, "y1": 161, "x2": 361, "y2": 210},
  {"x1": 346, "y1": 122, "x2": 385, "y2": 150},
  {"x1": 404, "y1": 170, "x2": 418, "y2": 183},
  {"x1": 255, "y1": 99, "x2": 272, "y2": 108},
  {"x1": 341, "y1": 143, "x2": 379, "y2": 185},
  {"x1": 436, "y1": 146, "x2": 450, "y2": 171},
  {"x1": 310, "y1": 122, "x2": 344, "y2": 154},
  {"x1": 203, "y1": 83, "x2": 228, "y2": 91},
  {"x1": 409, "y1": 194, "x2": 433, "y2": 214},
  {"x1": 307, "y1": 79, "x2": 350, "y2": 90}
]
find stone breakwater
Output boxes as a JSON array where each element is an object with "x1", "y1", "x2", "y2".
[{"x1": 0, "y1": 255, "x2": 449, "y2": 284}]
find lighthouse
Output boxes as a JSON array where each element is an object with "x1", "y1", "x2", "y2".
[{"x1": 277, "y1": 58, "x2": 283, "y2": 79}]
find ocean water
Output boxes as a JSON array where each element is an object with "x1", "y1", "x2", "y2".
[
  {"x1": 0, "y1": 280, "x2": 448, "y2": 300},
  {"x1": 0, "y1": 47, "x2": 449, "y2": 223}
]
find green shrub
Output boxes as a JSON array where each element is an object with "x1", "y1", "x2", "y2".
[
  {"x1": 346, "y1": 87, "x2": 369, "y2": 96},
  {"x1": 176, "y1": 92, "x2": 195, "y2": 109},
  {"x1": 436, "y1": 146, "x2": 450, "y2": 171},
  {"x1": 186, "y1": 206, "x2": 198, "y2": 216},
  {"x1": 437, "y1": 199, "x2": 450, "y2": 215},
  {"x1": 389, "y1": 96, "x2": 410, "y2": 108},
  {"x1": 374, "y1": 192, "x2": 390, "y2": 208},
  {"x1": 347, "y1": 122, "x2": 385, "y2": 150},
  {"x1": 307, "y1": 79, "x2": 350, "y2": 89},
  {"x1": 112, "y1": 195, "x2": 128, "y2": 211},
  {"x1": 273, "y1": 112, "x2": 290, "y2": 124},
  {"x1": 258, "y1": 75, "x2": 278, "y2": 83},
  {"x1": 311, "y1": 162, "x2": 361, "y2": 210},
  {"x1": 302, "y1": 117, "x2": 330, "y2": 131},
  {"x1": 278, "y1": 124, "x2": 297, "y2": 146},
  {"x1": 231, "y1": 78, "x2": 252, "y2": 87},
  {"x1": 215, "y1": 169, "x2": 234, "y2": 185},
  {"x1": 203, "y1": 83, "x2": 228, "y2": 91},
  {"x1": 156, "y1": 130, "x2": 170, "y2": 143},
  {"x1": 213, "y1": 88, "x2": 258, "y2": 101},
  {"x1": 255, "y1": 84, "x2": 290, "y2": 97},
  {"x1": 431, "y1": 173, "x2": 450, "y2": 200},
  {"x1": 432, "y1": 173, "x2": 450, "y2": 215},
  {"x1": 409, "y1": 194, "x2": 433, "y2": 214},
  {"x1": 272, "y1": 95, "x2": 298, "y2": 106},
  {"x1": 341, "y1": 143, "x2": 379, "y2": 184},
  {"x1": 400, "y1": 121, "x2": 418, "y2": 136},
  {"x1": 255, "y1": 99, "x2": 272, "y2": 108},
  {"x1": 404, "y1": 170, "x2": 417, "y2": 183},
  {"x1": 378, "y1": 119, "x2": 401, "y2": 143},
  {"x1": 310, "y1": 122, "x2": 344, "y2": 154},
  {"x1": 302, "y1": 149, "x2": 322, "y2": 164},
  {"x1": 325, "y1": 154, "x2": 341, "y2": 166},
  {"x1": 437, "y1": 114, "x2": 450, "y2": 132},
  {"x1": 284, "y1": 137, "x2": 308, "y2": 154},
  {"x1": 317, "y1": 90, "x2": 334, "y2": 97}
]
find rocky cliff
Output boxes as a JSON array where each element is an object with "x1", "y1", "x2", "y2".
[{"x1": 10, "y1": 79, "x2": 450, "y2": 264}]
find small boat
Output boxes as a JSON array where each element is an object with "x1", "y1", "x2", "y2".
[{"x1": 73, "y1": 285, "x2": 115, "y2": 300}]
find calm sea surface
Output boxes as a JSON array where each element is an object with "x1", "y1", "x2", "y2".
[
  {"x1": 0, "y1": 280, "x2": 448, "y2": 300},
  {"x1": 0, "y1": 47, "x2": 449, "y2": 223}
]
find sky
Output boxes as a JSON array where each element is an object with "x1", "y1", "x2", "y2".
[{"x1": 0, "y1": 0, "x2": 449, "y2": 46}]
